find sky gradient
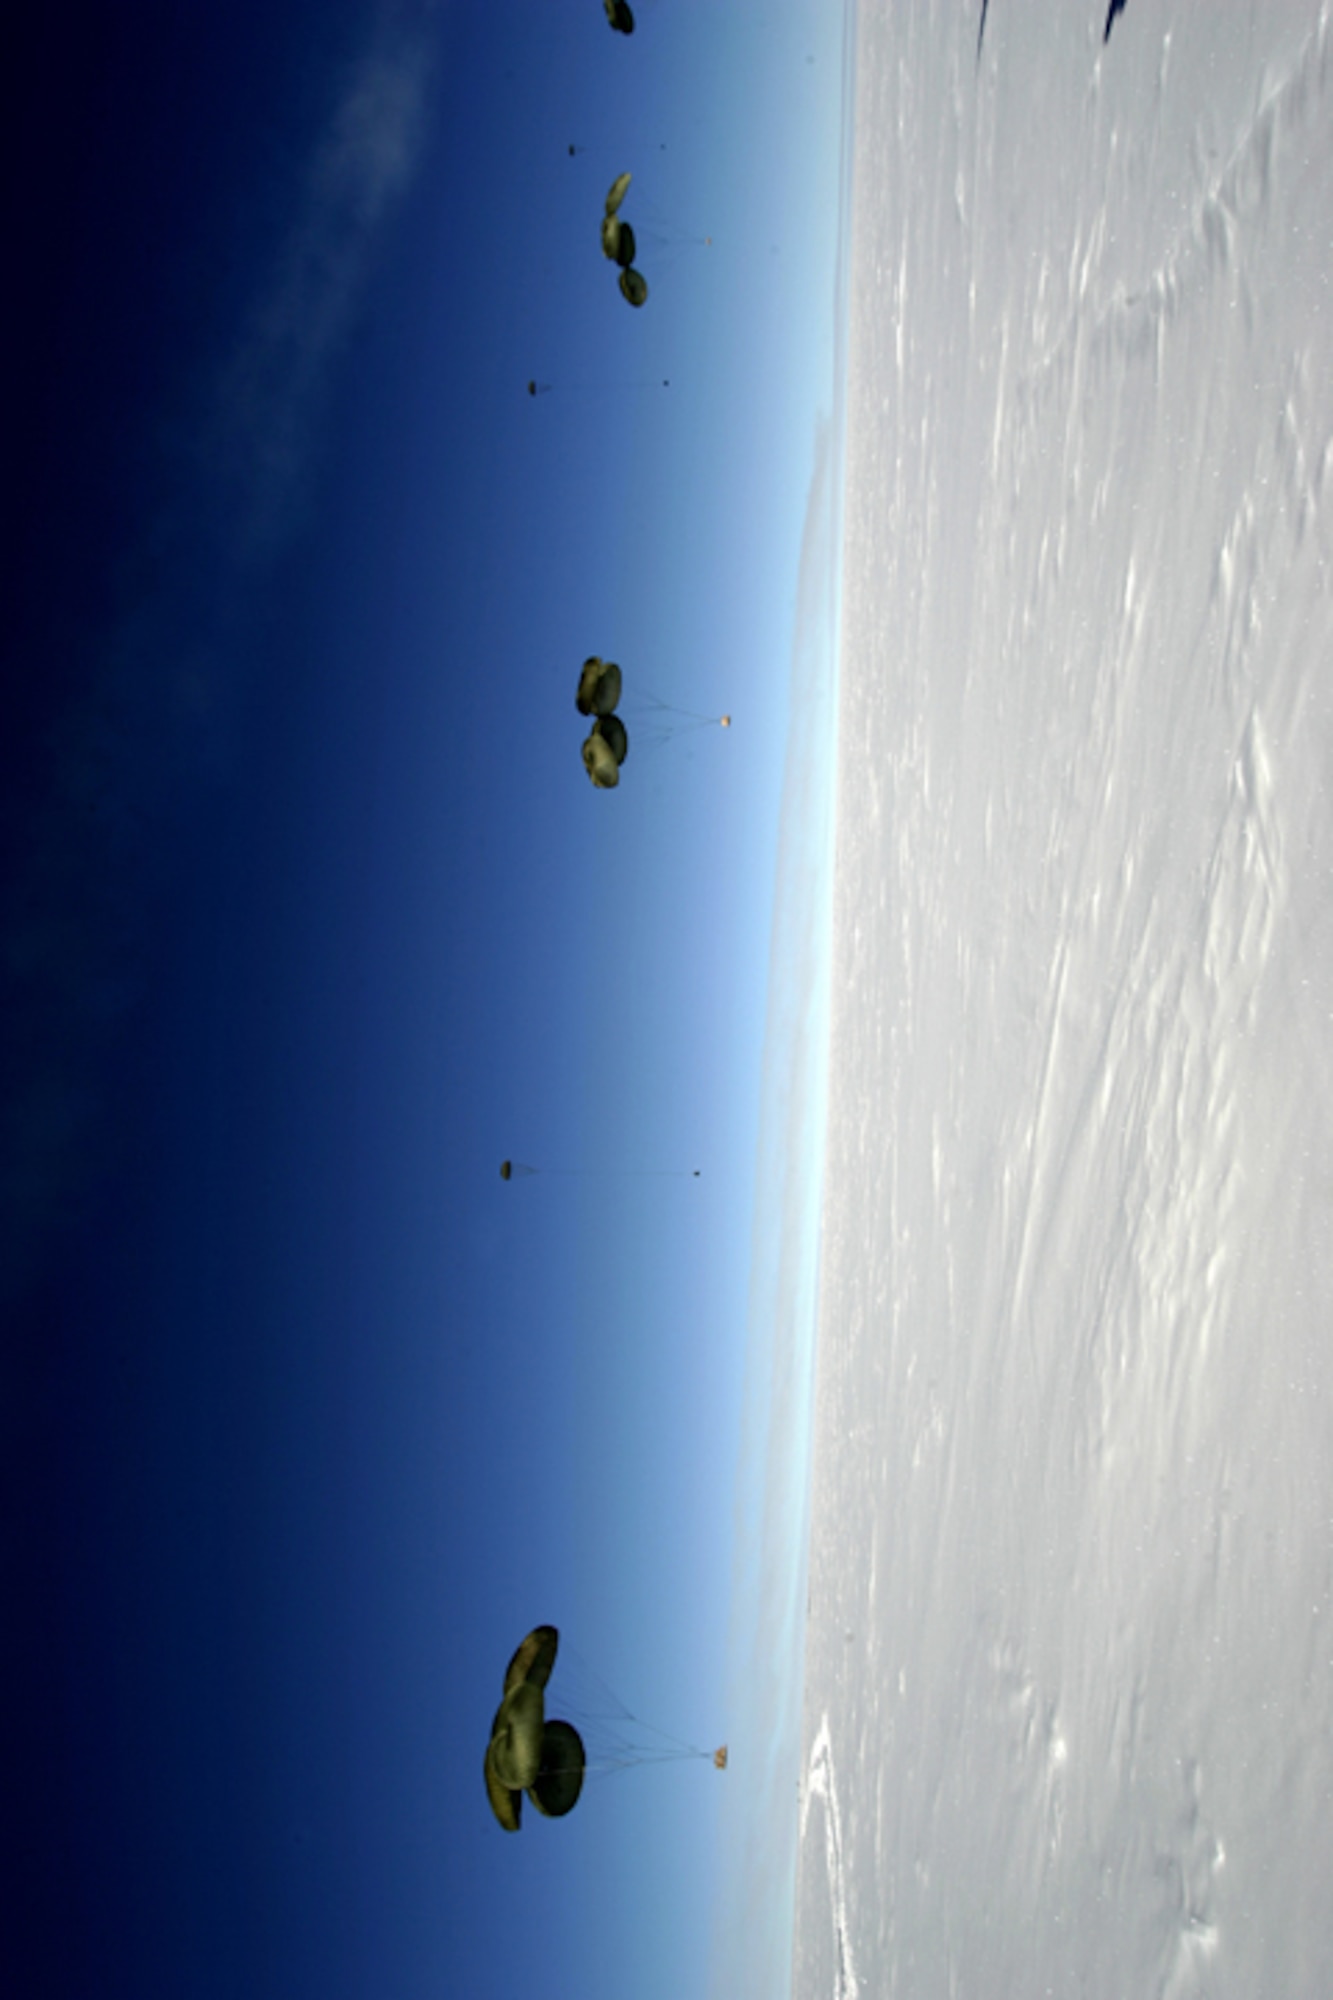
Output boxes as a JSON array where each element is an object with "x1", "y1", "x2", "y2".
[{"x1": 3, "y1": 4, "x2": 851, "y2": 1995}]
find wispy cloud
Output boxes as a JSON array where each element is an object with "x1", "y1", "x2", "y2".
[
  {"x1": 213, "y1": 10, "x2": 436, "y2": 552},
  {"x1": 1, "y1": 4, "x2": 440, "y2": 1308}
]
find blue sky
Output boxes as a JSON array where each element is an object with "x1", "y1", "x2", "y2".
[{"x1": 2, "y1": 4, "x2": 850, "y2": 1994}]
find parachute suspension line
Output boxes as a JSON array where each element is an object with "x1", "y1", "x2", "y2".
[
  {"x1": 631, "y1": 192, "x2": 714, "y2": 267},
  {"x1": 621, "y1": 687, "x2": 732, "y2": 742},
  {"x1": 555, "y1": 1643, "x2": 718, "y2": 1775},
  {"x1": 634, "y1": 685, "x2": 729, "y2": 725}
]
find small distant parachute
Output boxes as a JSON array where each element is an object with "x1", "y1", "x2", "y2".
[
  {"x1": 528, "y1": 376, "x2": 668, "y2": 398},
  {"x1": 501, "y1": 1159, "x2": 700, "y2": 1180},
  {"x1": 604, "y1": 0, "x2": 635, "y2": 30},
  {"x1": 485, "y1": 1626, "x2": 724, "y2": 1833}
]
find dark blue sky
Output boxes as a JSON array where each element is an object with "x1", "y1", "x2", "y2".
[{"x1": 2, "y1": 4, "x2": 849, "y2": 1993}]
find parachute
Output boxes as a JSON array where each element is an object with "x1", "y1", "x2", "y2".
[
  {"x1": 582, "y1": 714, "x2": 628, "y2": 789},
  {"x1": 604, "y1": 0, "x2": 635, "y2": 31},
  {"x1": 528, "y1": 376, "x2": 668, "y2": 398},
  {"x1": 576, "y1": 656, "x2": 623, "y2": 716},
  {"x1": 485, "y1": 1627, "x2": 586, "y2": 1834},
  {"x1": 485, "y1": 1626, "x2": 723, "y2": 1833},
  {"x1": 602, "y1": 215, "x2": 637, "y2": 269},
  {"x1": 574, "y1": 659, "x2": 727, "y2": 788},
  {"x1": 602, "y1": 174, "x2": 648, "y2": 307},
  {"x1": 500, "y1": 1159, "x2": 700, "y2": 1180}
]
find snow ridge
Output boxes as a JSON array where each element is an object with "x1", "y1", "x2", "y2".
[{"x1": 799, "y1": 1717, "x2": 861, "y2": 2000}]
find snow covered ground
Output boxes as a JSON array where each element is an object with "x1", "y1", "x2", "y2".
[{"x1": 796, "y1": 5, "x2": 1333, "y2": 1995}]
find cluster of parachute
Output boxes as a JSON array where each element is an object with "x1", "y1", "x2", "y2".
[
  {"x1": 576, "y1": 657, "x2": 730, "y2": 792},
  {"x1": 577, "y1": 656, "x2": 629, "y2": 788},
  {"x1": 600, "y1": 173, "x2": 648, "y2": 309},
  {"x1": 485, "y1": 1626, "x2": 725, "y2": 1834},
  {"x1": 484, "y1": 1628, "x2": 583, "y2": 1832},
  {"x1": 485, "y1": 5, "x2": 730, "y2": 1851}
]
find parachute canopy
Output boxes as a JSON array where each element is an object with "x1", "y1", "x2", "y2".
[
  {"x1": 582, "y1": 717, "x2": 628, "y2": 789},
  {"x1": 485, "y1": 1627, "x2": 586, "y2": 1834},
  {"x1": 577, "y1": 656, "x2": 623, "y2": 717},
  {"x1": 604, "y1": 0, "x2": 635, "y2": 32},
  {"x1": 601, "y1": 175, "x2": 648, "y2": 307},
  {"x1": 600, "y1": 177, "x2": 636, "y2": 269},
  {"x1": 594, "y1": 713, "x2": 628, "y2": 765},
  {"x1": 601, "y1": 215, "x2": 636, "y2": 268}
]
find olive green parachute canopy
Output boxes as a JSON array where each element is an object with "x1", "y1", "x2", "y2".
[
  {"x1": 601, "y1": 215, "x2": 637, "y2": 269},
  {"x1": 582, "y1": 727, "x2": 621, "y2": 789},
  {"x1": 489, "y1": 1681, "x2": 544, "y2": 1792},
  {"x1": 604, "y1": 0, "x2": 635, "y2": 31},
  {"x1": 602, "y1": 178, "x2": 647, "y2": 304},
  {"x1": 503, "y1": 1625, "x2": 558, "y2": 1691},
  {"x1": 485, "y1": 1627, "x2": 587, "y2": 1833},
  {"x1": 529, "y1": 1720, "x2": 586, "y2": 1818},
  {"x1": 600, "y1": 177, "x2": 636, "y2": 268},
  {"x1": 576, "y1": 657, "x2": 623, "y2": 717},
  {"x1": 594, "y1": 713, "x2": 629, "y2": 765}
]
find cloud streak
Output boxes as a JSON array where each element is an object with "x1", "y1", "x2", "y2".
[
  {"x1": 213, "y1": 10, "x2": 436, "y2": 552},
  {"x1": 1, "y1": 4, "x2": 440, "y2": 1309}
]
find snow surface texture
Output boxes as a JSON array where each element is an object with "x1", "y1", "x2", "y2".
[{"x1": 797, "y1": 5, "x2": 1333, "y2": 1997}]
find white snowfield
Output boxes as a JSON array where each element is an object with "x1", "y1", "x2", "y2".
[{"x1": 799, "y1": 4, "x2": 1333, "y2": 1997}]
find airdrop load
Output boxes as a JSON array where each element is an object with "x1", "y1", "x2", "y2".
[{"x1": 604, "y1": 0, "x2": 635, "y2": 31}]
